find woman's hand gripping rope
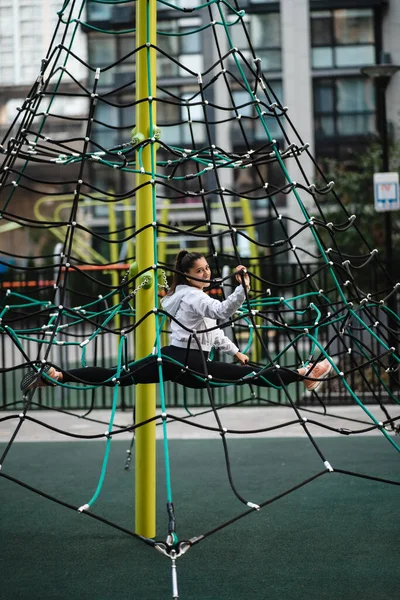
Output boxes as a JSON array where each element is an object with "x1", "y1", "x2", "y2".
[
  {"x1": 234, "y1": 351, "x2": 250, "y2": 364},
  {"x1": 234, "y1": 265, "x2": 250, "y2": 290}
]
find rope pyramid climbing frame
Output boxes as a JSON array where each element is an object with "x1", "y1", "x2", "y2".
[{"x1": 1, "y1": 0, "x2": 400, "y2": 597}]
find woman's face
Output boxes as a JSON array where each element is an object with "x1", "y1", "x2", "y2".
[{"x1": 185, "y1": 257, "x2": 211, "y2": 290}]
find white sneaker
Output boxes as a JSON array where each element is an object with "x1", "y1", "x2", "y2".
[{"x1": 304, "y1": 358, "x2": 333, "y2": 392}]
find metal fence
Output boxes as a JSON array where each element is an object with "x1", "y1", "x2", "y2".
[{"x1": 1, "y1": 260, "x2": 397, "y2": 410}]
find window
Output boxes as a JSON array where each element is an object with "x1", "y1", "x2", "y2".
[
  {"x1": 175, "y1": 0, "x2": 202, "y2": 8},
  {"x1": 21, "y1": 66, "x2": 37, "y2": 80},
  {"x1": 314, "y1": 77, "x2": 375, "y2": 139},
  {"x1": 115, "y1": 36, "x2": 136, "y2": 87},
  {"x1": 334, "y1": 9, "x2": 374, "y2": 45},
  {"x1": 89, "y1": 37, "x2": 116, "y2": 67},
  {"x1": 0, "y1": 49, "x2": 13, "y2": 67},
  {"x1": 255, "y1": 80, "x2": 283, "y2": 141},
  {"x1": 92, "y1": 101, "x2": 119, "y2": 150},
  {"x1": 0, "y1": 9, "x2": 12, "y2": 35},
  {"x1": 229, "y1": 12, "x2": 281, "y2": 72},
  {"x1": 157, "y1": 22, "x2": 180, "y2": 78},
  {"x1": 87, "y1": 3, "x2": 113, "y2": 21},
  {"x1": 231, "y1": 80, "x2": 283, "y2": 144},
  {"x1": 88, "y1": 34, "x2": 136, "y2": 87},
  {"x1": 180, "y1": 26, "x2": 201, "y2": 54},
  {"x1": 156, "y1": 87, "x2": 205, "y2": 146},
  {"x1": 20, "y1": 5, "x2": 42, "y2": 19},
  {"x1": 88, "y1": 36, "x2": 116, "y2": 85},
  {"x1": 0, "y1": 67, "x2": 13, "y2": 84},
  {"x1": 252, "y1": 13, "x2": 280, "y2": 49},
  {"x1": 20, "y1": 34, "x2": 43, "y2": 51},
  {"x1": 157, "y1": 18, "x2": 203, "y2": 79},
  {"x1": 311, "y1": 9, "x2": 375, "y2": 69},
  {"x1": 311, "y1": 11, "x2": 332, "y2": 46},
  {"x1": 1, "y1": 46, "x2": 15, "y2": 85},
  {"x1": 181, "y1": 91, "x2": 205, "y2": 144},
  {"x1": 157, "y1": 87, "x2": 181, "y2": 145}
]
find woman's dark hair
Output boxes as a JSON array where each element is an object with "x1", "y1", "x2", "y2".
[{"x1": 167, "y1": 250, "x2": 205, "y2": 295}]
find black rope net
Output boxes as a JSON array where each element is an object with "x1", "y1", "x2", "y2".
[{"x1": 0, "y1": 1, "x2": 399, "y2": 597}]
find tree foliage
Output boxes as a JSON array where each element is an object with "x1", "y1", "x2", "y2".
[{"x1": 315, "y1": 143, "x2": 400, "y2": 262}]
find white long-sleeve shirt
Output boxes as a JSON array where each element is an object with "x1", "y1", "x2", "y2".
[{"x1": 161, "y1": 284, "x2": 246, "y2": 355}]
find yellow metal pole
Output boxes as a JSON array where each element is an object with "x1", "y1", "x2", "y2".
[
  {"x1": 135, "y1": 0, "x2": 157, "y2": 538},
  {"x1": 108, "y1": 195, "x2": 121, "y2": 344},
  {"x1": 240, "y1": 197, "x2": 261, "y2": 363},
  {"x1": 123, "y1": 197, "x2": 134, "y2": 260}
]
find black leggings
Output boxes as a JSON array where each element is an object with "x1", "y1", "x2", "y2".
[{"x1": 61, "y1": 346, "x2": 301, "y2": 389}]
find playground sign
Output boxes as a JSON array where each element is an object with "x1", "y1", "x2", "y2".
[{"x1": 373, "y1": 172, "x2": 399, "y2": 212}]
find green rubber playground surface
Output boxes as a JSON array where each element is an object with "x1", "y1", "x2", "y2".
[{"x1": 0, "y1": 437, "x2": 399, "y2": 600}]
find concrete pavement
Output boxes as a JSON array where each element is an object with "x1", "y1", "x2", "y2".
[{"x1": 1, "y1": 404, "x2": 398, "y2": 442}]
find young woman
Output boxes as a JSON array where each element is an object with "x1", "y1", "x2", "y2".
[{"x1": 21, "y1": 250, "x2": 332, "y2": 392}]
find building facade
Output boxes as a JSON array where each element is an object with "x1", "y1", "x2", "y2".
[
  {"x1": 81, "y1": 0, "x2": 398, "y2": 256},
  {"x1": 1, "y1": 0, "x2": 398, "y2": 170},
  {"x1": 1, "y1": 0, "x2": 399, "y2": 260},
  {"x1": 83, "y1": 0, "x2": 399, "y2": 160},
  {"x1": 0, "y1": 0, "x2": 87, "y2": 139}
]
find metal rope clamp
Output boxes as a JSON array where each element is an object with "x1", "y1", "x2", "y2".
[
  {"x1": 154, "y1": 540, "x2": 190, "y2": 600},
  {"x1": 154, "y1": 539, "x2": 191, "y2": 559}
]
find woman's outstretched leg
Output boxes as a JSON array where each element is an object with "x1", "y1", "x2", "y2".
[
  {"x1": 20, "y1": 363, "x2": 140, "y2": 391},
  {"x1": 168, "y1": 350, "x2": 302, "y2": 389},
  {"x1": 53, "y1": 355, "x2": 162, "y2": 387},
  {"x1": 20, "y1": 350, "x2": 184, "y2": 391},
  {"x1": 200, "y1": 361, "x2": 301, "y2": 387},
  {"x1": 20, "y1": 351, "x2": 332, "y2": 392},
  {"x1": 174, "y1": 357, "x2": 332, "y2": 390}
]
